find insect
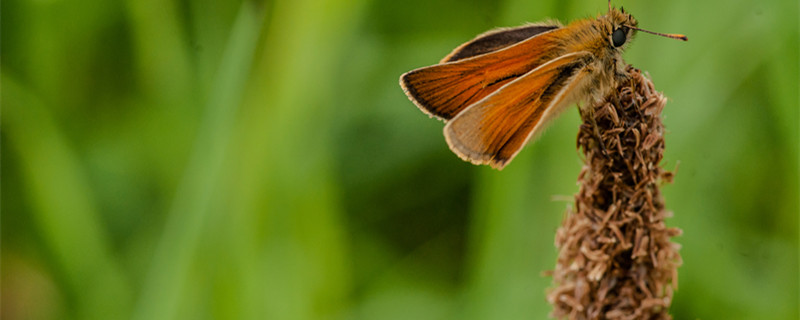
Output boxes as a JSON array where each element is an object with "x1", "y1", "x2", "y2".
[{"x1": 399, "y1": 1, "x2": 686, "y2": 170}]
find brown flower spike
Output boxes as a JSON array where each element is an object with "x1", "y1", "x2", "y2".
[{"x1": 548, "y1": 66, "x2": 682, "y2": 320}]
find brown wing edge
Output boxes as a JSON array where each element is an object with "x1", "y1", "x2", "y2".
[
  {"x1": 443, "y1": 52, "x2": 594, "y2": 170},
  {"x1": 440, "y1": 21, "x2": 562, "y2": 63}
]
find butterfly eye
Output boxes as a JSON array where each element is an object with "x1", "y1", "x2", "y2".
[{"x1": 612, "y1": 28, "x2": 626, "y2": 47}]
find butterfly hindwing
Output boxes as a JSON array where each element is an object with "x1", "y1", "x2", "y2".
[{"x1": 443, "y1": 51, "x2": 594, "y2": 169}]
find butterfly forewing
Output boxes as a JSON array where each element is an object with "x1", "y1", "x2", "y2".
[
  {"x1": 444, "y1": 51, "x2": 593, "y2": 169},
  {"x1": 400, "y1": 27, "x2": 571, "y2": 121}
]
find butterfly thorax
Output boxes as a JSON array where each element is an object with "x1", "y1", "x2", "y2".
[{"x1": 557, "y1": 9, "x2": 639, "y2": 103}]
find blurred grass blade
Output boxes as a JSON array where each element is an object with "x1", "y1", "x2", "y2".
[
  {"x1": 131, "y1": 2, "x2": 265, "y2": 320},
  {"x1": 226, "y1": 0, "x2": 368, "y2": 318},
  {"x1": 2, "y1": 74, "x2": 132, "y2": 319},
  {"x1": 125, "y1": 0, "x2": 193, "y2": 102}
]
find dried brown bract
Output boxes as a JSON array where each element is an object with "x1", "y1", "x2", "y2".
[{"x1": 548, "y1": 66, "x2": 682, "y2": 320}]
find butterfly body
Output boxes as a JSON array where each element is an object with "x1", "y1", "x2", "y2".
[{"x1": 400, "y1": 7, "x2": 679, "y2": 169}]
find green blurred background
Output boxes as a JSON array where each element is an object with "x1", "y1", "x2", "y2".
[{"x1": 2, "y1": 0, "x2": 798, "y2": 319}]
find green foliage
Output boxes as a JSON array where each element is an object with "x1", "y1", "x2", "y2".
[{"x1": 2, "y1": 0, "x2": 797, "y2": 319}]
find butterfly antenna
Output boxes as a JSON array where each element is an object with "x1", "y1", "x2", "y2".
[{"x1": 630, "y1": 26, "x2": 688, "y2": 41}]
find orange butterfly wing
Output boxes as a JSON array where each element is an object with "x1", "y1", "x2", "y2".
[
  {"x1": 444, "y1": 51, "x2": 594, "y2": 169},
  {"x1": 400, "y1": 26, "x2": 571, "y2": 120}
]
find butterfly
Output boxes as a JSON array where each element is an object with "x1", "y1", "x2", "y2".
[{"x1": 400, "y1": 1, "x2": 685, "y2": 169}]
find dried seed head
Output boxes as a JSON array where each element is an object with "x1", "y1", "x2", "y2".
[{"x1": 548, "y1": 66, "x2": 682, "y2": 320}]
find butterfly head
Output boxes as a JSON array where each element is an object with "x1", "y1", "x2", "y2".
[
  {"x1": 605, "y1": 2, "x2": 687, "y2": 47},
  {"x1": 604, "y1": 7, "x2": 639, "y2": 50}
]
